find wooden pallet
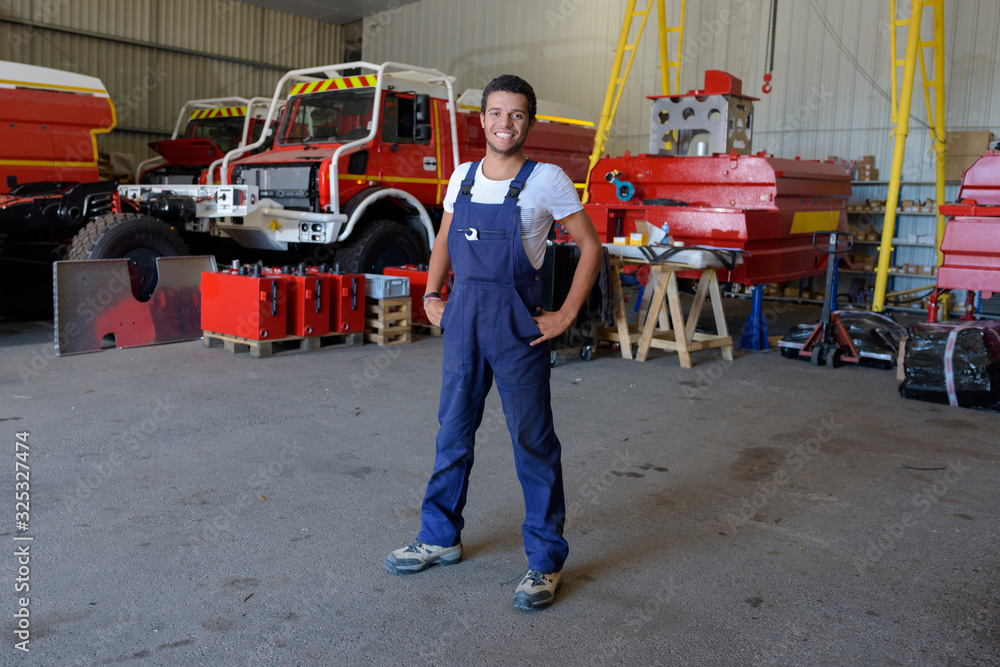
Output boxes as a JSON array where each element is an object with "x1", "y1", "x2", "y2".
[
  {"x1": 412, "y1": 321, "x2": 443, "y2": 336},
  {"x1": 203, "y1": 330, "x2": 362, "y2": 358},
  {"x1": 365, "y1": 296, "x2": 412, "y2": 346}
]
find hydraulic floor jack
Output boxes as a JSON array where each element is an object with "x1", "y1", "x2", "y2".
[{"x1": 782, "y1": 231, "x2": 862, "y2": 368}]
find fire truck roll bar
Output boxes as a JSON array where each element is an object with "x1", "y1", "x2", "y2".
[
  {"x1": 205, "y1": 97, "x2": 278, "y2": 185},
  {"x1": 135, "y1": 96, "x2": 252, "y2": 183},
  {"x1": 218, "y1": 61, "x2": 460, "y2": 223}
]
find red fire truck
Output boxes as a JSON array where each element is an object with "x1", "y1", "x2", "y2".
[
  {"x1": 120, "y1": 61, "x2": 596, "y2": 273},
  {"x1": 136, "y1": 97, "x2": 276, "y2": 185},
  {"x1": 0, "y1": 61, "x2": 185, "y2": 316}
]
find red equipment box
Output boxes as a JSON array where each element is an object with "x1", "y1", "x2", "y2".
[
  {"x1": 305, "y1": 266, "x2": 365, "y2": 333},
  {"x1": 329, "y1": 272, "x2": 365, "y2": 333},
  {"x1": 200, "y1": 267, "x2": 287, "y2": 340},
  {"x1": 265, "y1": 266, "x2": 331, "y2": 337},
  {"x1": 384, "y1": 264, "x2": 451, "y2": 325}
]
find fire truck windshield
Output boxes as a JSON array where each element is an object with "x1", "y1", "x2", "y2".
[
  {"x1": 184, "y1": 116, "x2": 246, "y2": 153},
  {"x1": 278, "y1": 88, "x2": 375, "y2": 146}
]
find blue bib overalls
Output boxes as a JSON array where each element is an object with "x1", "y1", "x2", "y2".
[{"x1": 418, "y1": 160, "x2": 569, "y2": 573}]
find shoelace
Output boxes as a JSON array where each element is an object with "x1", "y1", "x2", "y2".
[
  {"x1": 499, "y1": 569, "x2": 547, "y2": 587},
  {"x1": 403, "y1": 539, "x2": 425, "y2": 554},
  {"x1": 499, "y1": 568, "x2": 529, "y2": 586},
  {"x1": 522, "y1": 570, "x2": 546, "y2": 587}
]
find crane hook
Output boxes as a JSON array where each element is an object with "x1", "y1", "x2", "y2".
[{"x1": 761, "y1": 72, "x2": 773, "y2": 95}]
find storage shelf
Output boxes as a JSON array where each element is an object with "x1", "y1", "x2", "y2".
[
  {"x1": 847, "y1": 210, "x2": 941, "y2": 217},
  {"x1": 839, "y1": 269, "x2": 937, "y2": 280},
  {"x1": 724, "y1": 291, "x2": 939, "y2": 315},
  {"x1": 853, "y1": 240, "x2": 936, "y2": 247},
  {"x1": 851, "y1": 180, "x2": 960, "y2": 186}
]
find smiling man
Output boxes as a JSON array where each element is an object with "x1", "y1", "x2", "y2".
[{"x1": 385, "y1": 74, "x2": 602, "y2": 612}]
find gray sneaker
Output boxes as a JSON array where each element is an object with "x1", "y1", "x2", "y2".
[
  {"x1": 512, "y1": 570, "x2": 562, "y2": 611},
  {"x1": 385, "y1": 539, "x2": 463, "y2": 575}
]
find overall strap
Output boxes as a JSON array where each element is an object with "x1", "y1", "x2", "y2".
[
  {"x1": 504, "y1": 160, "x2": 537, "y2": 204},
  {"x1": 459, "y1": 161, "x2": 481, "y2": 197}
]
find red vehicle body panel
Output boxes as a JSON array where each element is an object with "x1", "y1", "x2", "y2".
[
  {"x1": 149, "y1": 138, "x2": 225, "y2": 166},
  {"x1": 937, "y1": 153, "x2": 1000, "y2": 295},
  {"x1": 0, "y1": 86, "x2": 115, "y2": 193},
  {"x1": 584, "y1": 152, "x2": 851, "y2": 285}
]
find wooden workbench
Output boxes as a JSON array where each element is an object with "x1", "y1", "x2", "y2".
[{"x1": 600, "y1": 256, "x2": 734, "y2": 367}]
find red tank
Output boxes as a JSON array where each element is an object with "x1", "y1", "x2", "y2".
[{"x1": 583, "y1": 71, "x2": 851, "y2": 285}]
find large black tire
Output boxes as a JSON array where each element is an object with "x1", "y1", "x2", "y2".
[
  {"x1": 337, "y1": 219, "x2": 425, "y2": 274},
  {"x1": 67, "y1": 213, "x2": 189, "y2": 301}
]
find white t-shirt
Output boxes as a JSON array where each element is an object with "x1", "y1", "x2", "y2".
[{"x1": 443, "y1": 161, "x2": 583, "y2": 269}]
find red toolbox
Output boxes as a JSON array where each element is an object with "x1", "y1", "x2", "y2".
[
  {"x1": 266, "y1": 265, "x2": 331, "y2": 337},
  {"x1": 384, "y1": 264, "x2": 451, "y2": 325},
  {"x1": 200, "y1": 265, "x2": 287, "y2": 340},
  {"x1": 306, "y1": 265, "x2": 365, "y2": 333},
  {"x1": 329, "y1": 272, "x2": 365, "y2": 333}
]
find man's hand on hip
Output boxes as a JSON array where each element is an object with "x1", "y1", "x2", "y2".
[{"x1": 530, "y1": 309, "x2": 576, "y2": 346}]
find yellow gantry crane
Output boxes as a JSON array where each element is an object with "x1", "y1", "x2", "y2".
[
  {"x1": 581, "y1": 0, "x2": 685, "y2": 203},
  {"x1": 872, "y1": 0, "x2": 946, "y2": 312}
]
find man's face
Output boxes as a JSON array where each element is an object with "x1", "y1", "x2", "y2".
[{"x1": 480, "y1": 91, "x2": 535, "y2": 157}]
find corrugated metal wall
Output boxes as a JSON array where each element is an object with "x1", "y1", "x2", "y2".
[
  {"x1": 364, "y1": 0, "x2": 999, "y2": 182},
  {"x1": 0, "y1": 0, "x2": 343, "y2": 168}
]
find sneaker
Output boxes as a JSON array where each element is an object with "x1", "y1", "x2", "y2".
[
  {"x1": 384, "y1": 539, "x2": 462, "y2": 575},
  {"x1": 512, "y1": 570, "x2": 562, "y2": 611}
]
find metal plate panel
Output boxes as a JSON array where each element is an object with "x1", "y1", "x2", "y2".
[{"x1": 54, "y1": 256, "x2": 217, "y2": 356}]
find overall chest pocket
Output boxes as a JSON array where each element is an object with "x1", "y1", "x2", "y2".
[{"x1": 451, "y1": 226, "x2": 514, "y2": 281}]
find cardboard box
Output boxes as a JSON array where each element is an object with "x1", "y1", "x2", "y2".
[
  {"x1": 613, "y1": 236, "x2": 628, "y2": 245},
  {"x1": 945, "y1": 130, "x2": 992, "y2": 181},
  {"x1": 628, "y1": 232, "x2": 649, "y2": 246}
]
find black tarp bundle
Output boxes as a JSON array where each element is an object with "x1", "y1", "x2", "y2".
[{"x1": 899, "y1": 321, "x2": 1000, "y2": 409}]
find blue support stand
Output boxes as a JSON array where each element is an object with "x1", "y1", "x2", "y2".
[{"x1": 740, "y1": 285, "x2": 769, "y2": 351}]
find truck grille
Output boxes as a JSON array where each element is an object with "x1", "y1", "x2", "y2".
[{"x1": 232, "y1": 164, "x2": 317, "y2": 211}]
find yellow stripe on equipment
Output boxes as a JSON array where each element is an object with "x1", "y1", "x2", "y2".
[
  {"x1": 290, "y1": 75, "x2": 378, "y2": 97},
  {"x1": 790, "y1": 210, "x2": 841, "y2": 234}
]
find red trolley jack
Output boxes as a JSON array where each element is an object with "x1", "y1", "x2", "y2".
[{"x1": 780, "y1": 232, "x2": 862, "y2": 367}]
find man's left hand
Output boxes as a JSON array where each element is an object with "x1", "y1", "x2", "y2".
[{"x1": 530, "y1": 309, "x2": 576, "y2": 346}]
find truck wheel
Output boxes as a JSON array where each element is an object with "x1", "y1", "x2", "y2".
[
  {"x1": 338, "y1": 219, "x2": 425, "y2": 274},
  {"x1": 67, "y1": 213, "x2": 189, "y2": 301}
]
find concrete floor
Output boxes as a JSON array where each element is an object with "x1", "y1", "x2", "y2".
[{"x1": 0, "y1": 298, "x2": 997, "y2": 666}]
